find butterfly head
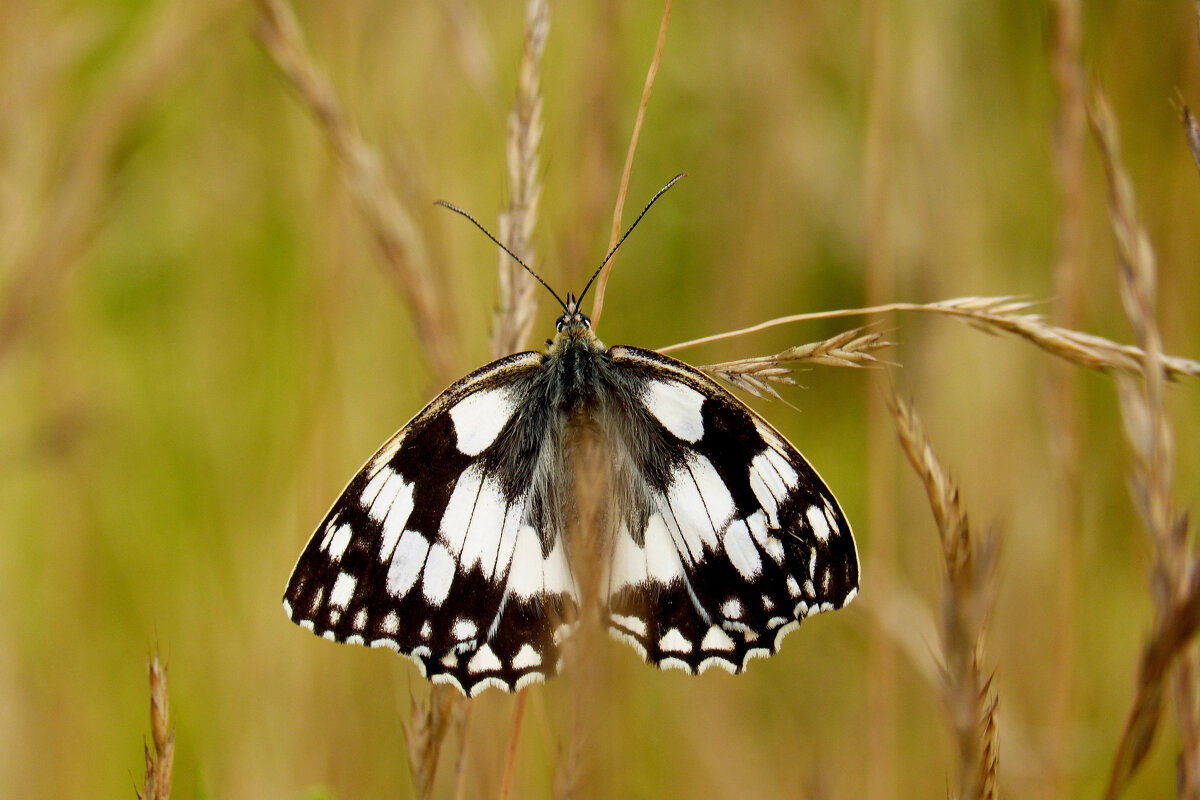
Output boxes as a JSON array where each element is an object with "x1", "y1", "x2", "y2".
[{"x1": 555, "y1": 294, "x2": 592, "y2": 334}]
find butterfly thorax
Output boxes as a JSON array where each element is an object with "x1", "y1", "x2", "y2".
[{"x1": 544, "y1": 298, "x2": 608, "y2": 403}]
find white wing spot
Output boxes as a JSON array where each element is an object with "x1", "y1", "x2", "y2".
[
  {"x1": 765, "y1": 536, "x2": 785, "y2": 564},
  {"x1": 453, "y1": 619, "x2": 478, "y2": 641},
  {"x1": 324, "y1": 524, "x2": 353, "y2": 562},
  {"x1": 459, "y1": 475, "x2": 507, "y2": 571},
  {"x1": 359, "y1": 468, "x2": 390, "y2": 507},
  {"x1": 748, "y1": 465, "x2": 780, "y2": 528},
  {"x1": 764, "y1": 447, "x2": 800, "y2": 490},
  {"x1": 701, "y1": 626, "x2": 736, "y2": 651},
  {"x1": 659, "y1": 628, "x2": 693, "y2": 654},
  {"x1": 844, "y1": 587, "x2": 859, "y2": 605},
  {"x1": 467, "y1": 644, "x2": 502, "y2": 674},
  {"x1": 512, "y1": 643, "x2": 542, "y2": 669},
  {"x1": 449, "y1": 387, "x2": 518, "y2": 456},
  {"x1": 508, "y1": 525, "x2": 544, "y2": 599},
  {"x1": 382, "y1": 611, "x2": 400, "y2": 635},
  {"x1": 762, "y1": 594, "x2": 775, "y2": 611},
  {"x1": 420, "y1": 620, "x2": 432, "y2": 639},
  {"x1": 808, "y1": 505, "x2": 831, "y2": 543},
  {"x1": 309, "y1": 586, "x2": 324, "y2": 614},
  {"x1": 352, "y1": 608, "x2": 367, "y2": 630},
  {"x1": 440, "y1": 466, "x2": 484, "y2": 555},
  {"x1": 787, "y1": 576, "x2": 802, "y2": 598},
  {"x1": 379, "y1": 526, "x2": 402, "y2": 564},
  {"x1": 720, "y1": 598, "x2": 743, "y2": 619},
  {"x1": 330, "y1": 572, "x2": 357, "y2": 609},
  {"x1": 611, "y1": 614, "x2": 647, "y2": 637},
  {"x1": 422, "y1": 542, "x2": 456, "y2": 605},
  {"x1": 386, "y1": 528, "x2": 430, "y2": 598},
  {"x1": 723, "y1": 519, "x2": 762, "y2": 580},
  {"x1": 327, "y1": 608, "x2": 341, "y2": 625},
  {"x1": 803, "y1": 579, "x2": 816, "y2": 598},
  {"x1": 369, "y1": 471, "x2": 409, "y2": 524},
  {"x1": 644, "y1": 380, "x2": 706, "y2": 442},
  {"x1": 689, "y1": 454, "x2": 735, "y2": 530},
  {"x1": 668, "y1": 454, "x2": 732, "y2": 553},
  {"x1": 823, "y1": 506, "x2": 839, "y2": 535},
  {"x1": 543, "y1": 537, "x2": 576, "y2": 599},
  {"x1": 610, "y1": 522, "x2": 649, "y2": 591},
  {"x1": 645, "y1": 514, "x2": 686, "y2": 582}
]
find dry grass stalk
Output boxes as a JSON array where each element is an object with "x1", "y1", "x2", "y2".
[
  {"x1": 402, "y1": 685, "x2": 460, "y2": 800},
  {"x1": 1107, "y1": 567, "x2": 1200, "y2": 800},
  {"x1": 496, "y1": 692, "x2": 527, "y2": 800},
  {"x1": 0, "y1": 0, "x2": 240, "y2": 373},
  {"x1": 659, "y1": 297, "x2": 1200, "y2": 380},
  {"x1": 699, "y1": 328, "x2": 891, "y2": 399},
  {"x1": 1045, "y1": 2, "x2": 1087, "y2": 792},
  {"x1": 887, "y1": 390, "x2": 999, "y2": 800},
  {"x1": 253, "y1": 0, "x2": 459, "y2": 385},
  {"x1": 1184, "y1": 101, "x2": 1200, "y2": 176},
  {"x1": 589, "y1": 0, "x2": 674, "y2": 326},
  {"x1": 138, "y1": 654, "x2": 174, "y2": 800},
  {"x1": 1091, "y1": 85, "x2": 1200, "y2": 799},
  {"x1": 491, "y1": 0, "x2": 549, "y2": 357}
]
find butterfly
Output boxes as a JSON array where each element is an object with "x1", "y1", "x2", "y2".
[{"x1": 283, "y1": 176, "x2": 859, "y2": 696}]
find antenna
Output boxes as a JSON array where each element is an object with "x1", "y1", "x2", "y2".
[
  {"x1": 434, "y1": 200, "x2": 568, "y2": 312},
  {"x1": 577, "y1": 173, "x2": 687, "y2": 307}
]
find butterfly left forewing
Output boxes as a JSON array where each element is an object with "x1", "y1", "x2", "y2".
[
  {"x1": 601, "y1": 346, "x2": 858, "y2": 674},
  {"x1": 284, "y1": 351, "x2": 579, "y2": 695}
]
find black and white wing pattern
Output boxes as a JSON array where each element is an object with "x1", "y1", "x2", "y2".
[
  {"x1": 285, "y1": 304, "x2": 859, "y2": 696},
  {"x1": 284, "y1": 353, "x2": 581, "y2": 697},
  {"x1": 599, "y1": 347, "x2": 858, "y2": 675}
]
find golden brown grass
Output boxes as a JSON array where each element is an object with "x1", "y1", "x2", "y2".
[
  {"x1": 887, "y1": 390, "x2": 999, "y2": 800},
  {"x1": 5, "y1": 0, "x2": 1198, "y2": 797},
  {"x1": 137, "y1": 654, "x2": 173, "y2": 800},
  {"x1": 248, "y1": 2, "x2": 1200, "y2": 797},
  {"x1": 1090, "y1": 83, "x2": 1200, "y2": 800}
]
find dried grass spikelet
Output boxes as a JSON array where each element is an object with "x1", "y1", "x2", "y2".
[
  {"x1": 699, "y1": 327, "x2": 891, "y2": 399},
  {"x1": 492, "y1": 0, "x2": 550, "y2": 357},
  {"x1": 1107, "y1": 567, "x2": 1200, "y2": 800},
  {"x1": 402, "y1": 685, "x2": 460, "y2": 800},
  {"x1": 1091, "y1": 83, "x2": 1200, "y2": 800},
  {"x1": 138, "y1": 653, "x2": 174, "y2": 800},
  {"x1": 253, "y1": 0, "x2": 459, "y2": 384},
  {"x1": 887, "y1": 390, "x2": 999, "y2": 800},
  {"x1": 660, "y1": 297, "x2": 1200, "y2": 381}
]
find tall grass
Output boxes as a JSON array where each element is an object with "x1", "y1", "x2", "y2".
[{"x1": 2, "y1": 1, "x2": 1200, "y2": 797}]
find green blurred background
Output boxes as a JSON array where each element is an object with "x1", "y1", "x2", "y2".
[{"x1": 2, "y1": 0, "x2": 1199, "y2": 797}]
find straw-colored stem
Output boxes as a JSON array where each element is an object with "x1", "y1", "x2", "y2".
[
  {"x1": 888, "y1": 390, "x2": 999, "y2": 800},
  {"x1": 138, "y1": 653, "x2": 174, "y2": 800},
  {"x1": 491, "y1": 0, "x2": 549, "y2": 357},
  {"x1": 589, "y1": 0, "x2": 673, "y2": 326},
  {"x1": 1091, "y1": 84, "x2": 1200, "y2": 800},
  {"x1": 254, "y1": 0, "x2": 459, "y2": 385}
]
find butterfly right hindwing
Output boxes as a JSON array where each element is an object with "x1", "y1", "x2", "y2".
[{"x1": 284, "y1": 351, "x2": 580, "y2": 696}]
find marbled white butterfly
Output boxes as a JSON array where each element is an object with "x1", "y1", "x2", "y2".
[{"x1": 283, "y1": 178, "x2": 859, "y2": 696}]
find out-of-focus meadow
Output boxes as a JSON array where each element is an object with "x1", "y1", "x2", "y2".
[{"x1": 3, "y1": 0, "x2": 1200, "y2": 797}]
